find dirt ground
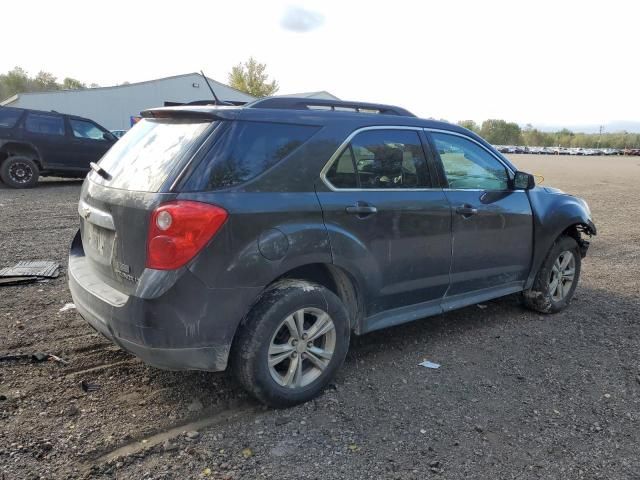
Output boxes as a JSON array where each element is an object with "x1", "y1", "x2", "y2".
[{"x1": 1, "y1": 155, "x2": 639, "y2": 480}]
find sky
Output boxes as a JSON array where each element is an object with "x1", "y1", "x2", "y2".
[{"x1": 2, "y1": 0, "x2": 639, "y2": 128}]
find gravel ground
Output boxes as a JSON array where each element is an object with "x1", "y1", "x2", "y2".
[{"x1": 1, "y1": 155, "x2": 639, "y2": 479}]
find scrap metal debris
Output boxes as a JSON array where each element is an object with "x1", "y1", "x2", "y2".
[
  {"x1": 419, "y1": 360, "x2": 441, "y2": 369},
  {"x1": 0, "y1": 352, "x2": 68, "y2": 365},
  {"x1": 80, "y1": 380, "x2": 100, "y2": 393},
  {"x1": 0, "y1": 261, "x2": 60, "y2": 286},
  {"x1": 59, "y1": 303, "x2": 76, "y2": 312}
]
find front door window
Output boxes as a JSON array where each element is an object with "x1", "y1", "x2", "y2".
[{"x1": 431, "y1": 132, "x2": 509, "y2": 190}]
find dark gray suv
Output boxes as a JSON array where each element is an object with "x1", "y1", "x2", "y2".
[{"x1": 68, "y1": 98, "x2": 596, "y2": 407}]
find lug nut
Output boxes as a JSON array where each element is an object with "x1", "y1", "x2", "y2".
[
  {"x1": 302, "y1": 333, "x2": 308, "y2": 340},
  {"x1": 307, "y1": 342, "x2": 313, "y2": 349},
  {"x1": 291, "y1": 352, "x2": 297, "y2": 358},
  {"x1": 291, "y1": 339, "x2": 298, "y2": 346}
]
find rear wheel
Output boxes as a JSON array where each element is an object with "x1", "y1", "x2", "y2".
[
  {"x1": 0, "y1": 156, "x2": 40, "y2": 188},
  {"x1": 523, "y1": 235, "x2": 581, "y2": 313},
  {"x1": 231, "y1": 280, "x2": 350, "y2": 408}
]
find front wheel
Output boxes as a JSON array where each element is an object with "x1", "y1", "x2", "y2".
[
  {"x1": 0, "y1": 156, "x2": 40, "y2": 188},
  {"x1": 230, "y1": 280, "x2": 350, "y2": 408},
  {"x1": 523, "y1": 235, "x2": 581, "y2": 313}
]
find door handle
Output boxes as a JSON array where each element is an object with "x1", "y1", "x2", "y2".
[
  {"x1": 346, "y1": 202, "x2": 378, "y2": 217},
  {"x1": 455, "y1": 204, "x2": 478, "y2": 217}
]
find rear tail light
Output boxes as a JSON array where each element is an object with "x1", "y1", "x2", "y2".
[{"x1": 146, "y1": 201, "x2": 228, "y2": 270}]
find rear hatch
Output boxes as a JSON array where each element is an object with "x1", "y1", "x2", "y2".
[{"x1": 78, "y1": 116, "x2": 214, "y2": 294}]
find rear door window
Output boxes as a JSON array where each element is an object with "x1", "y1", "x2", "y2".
[
  {"x1": 25, "y1": 113, "x2": 65, "y2": 136},
  {"x1": 91, "y1": 118, "x2": 212, "y2": 192},
  {"x1": 325, "y1": 129, "x2": 431, "y2": 189},
  {"x1": 185, "y1": 121, "x2": 319, "y2": 191},
  {"x1": 0, "y1": 107, "x2": 22, "y2": 128}
]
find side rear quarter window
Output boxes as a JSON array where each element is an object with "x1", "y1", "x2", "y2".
[
  {"x1": 185, "y1": 121, "x2": 319, "y2": 191},
  {"x1": 431, "y1": 132, "x2": 509, "y2": 190},
  {"x1": 25, "y1": 113, "x2": 65, "y2": 136},
  {"x1": 0, "y1": 108, "x2": 22, "y2": 128},
  {"x1": 325, "y1": 129, "x2": 431, "y2": 189}
]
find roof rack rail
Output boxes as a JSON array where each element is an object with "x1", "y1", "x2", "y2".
[{"x1": 247, "y1": 97, "x2": 415, "y2": 117}]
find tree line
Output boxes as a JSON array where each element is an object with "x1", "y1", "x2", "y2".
[
  {"x1": 2, "y1": 65, "x2": 638, "y2": 148},
  {"x1": 0, "y1": 67, "x2": 96, "y2": 101},
  {"x1": 458, "y1": 119, "x2": 640, "y2": 149}
]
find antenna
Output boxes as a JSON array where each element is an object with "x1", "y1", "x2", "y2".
[{"x1": 200, "y1": 70, "x2": 231, "y2": 106}]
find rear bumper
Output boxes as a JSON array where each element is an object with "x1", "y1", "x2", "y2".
[
  {"x1": 70, "y1": 281, "x2": 226, "y2": 370},
  {"x1": 68, "y1": 231, "x2": 262, "y2": 371}
]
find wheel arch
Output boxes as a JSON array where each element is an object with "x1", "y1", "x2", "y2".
[
  {"x1": 526, "y1": 189, "x2": 596, "y2": 290},
  {"x1": 561, "y1": 222, "x2": 595, "y2": 258},
  {"x1": 234, "y1": 262, "x2": 363, "y2": 336},
  {"x1": 273, "y1": 263, "x2": 362, "y2": 330},
  {"x1": 0, "y1": 142, "x2": 43, "y2": 170}
]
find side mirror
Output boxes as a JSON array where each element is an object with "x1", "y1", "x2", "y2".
[
  {"x1": 513, "y1": 171, "x2": 535, "y2": 190},
  {"x1": 103, "y1": 132, "x2": 117, "y2": 142}
]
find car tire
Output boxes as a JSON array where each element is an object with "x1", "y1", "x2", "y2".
[
  {"x1": 0, "y1": 156, "x2": 40, "y2": 188},
  {"x1": 230, "y1": 279, "x2": 350, "y2": 408},
  {"x1": 522, "y1": 235, "x2": 581, "y2": 313}
]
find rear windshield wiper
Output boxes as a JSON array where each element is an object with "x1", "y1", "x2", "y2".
[{"x1": 90, "y1": 162, "x2": 112, "y2": 181}]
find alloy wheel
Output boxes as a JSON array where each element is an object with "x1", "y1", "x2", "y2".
[
  {"x1": 548, "y1": 250, "x2": 576, "y2": 302},
  {"x1": 268, "y1": 307, "x2": 336, "y2": 388}
]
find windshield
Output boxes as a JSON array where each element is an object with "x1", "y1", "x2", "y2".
[{"x1": 90, "y1": 118, "x2": 212, "y2": 192}]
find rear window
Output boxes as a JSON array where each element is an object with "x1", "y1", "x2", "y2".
[
  {"x1": 0, "y1": 107, "x2": 22, "y2": 128},
  {"x1": 91, "y1": 118, "x2": 211, "y2": 192},
  {"x1": 184, "y1": 121, "x2": 319, "y2": 191},
  {"x1": 25, "y1": 113, "x2": 65, "y2": 136}
]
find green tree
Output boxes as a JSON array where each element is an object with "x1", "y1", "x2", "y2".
[
  {"x1": 556, "y1": 128, "x2": 574, "y2": 147},
  {"x1": 0, "y1": 66, "x2": 30, "y2": 98},
  {"x1": 479, "y1": 119, "x2": 523, "y2": 145},
  {"x1": 522, "y1": 127, "x2": 552, "y2": 146},
  {"x1": 457, "y1": 120, "x2": 479, "y2": 132},
  {"x1": 228, "y1": 57, "x2": 279, "y2": 97},
  {"x1": 34, "y1": 71, "x2": 59, "y2": 91},
  {"x1": 62, "y1": 77, "x2": 86, "y2": 90}
]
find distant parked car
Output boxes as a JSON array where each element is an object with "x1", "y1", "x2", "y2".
[
  {"x1": 110, "y1": 129, "x2": 128, "y2": 139},
  {"x1": 0, "y1": 106, "x2": 117, "y2": 188},
  {"x1": 600, "y1": 148, "x2": 620, "y2": 155}
]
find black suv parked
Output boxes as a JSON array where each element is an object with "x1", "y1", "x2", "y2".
[
  {"x1": 0, "y1": 106, "x2": 116, "y2": 188},
  {"x1": 68, "y1": 98, "x2": 596, "y2": 407}
]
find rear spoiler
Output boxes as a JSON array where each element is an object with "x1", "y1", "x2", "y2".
[{"x1": 141, "y1": 106, "x2": 238, "y2": 121}]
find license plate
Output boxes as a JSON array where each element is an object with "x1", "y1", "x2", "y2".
[{"x1": 85, "y1": 221, "x2": 113, "y2": 258}]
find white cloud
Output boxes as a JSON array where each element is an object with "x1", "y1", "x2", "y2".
[{"x1": 280, "y1": 5, "x2": 325, "y2": 32}]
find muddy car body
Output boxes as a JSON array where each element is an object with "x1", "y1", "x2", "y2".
[{"x1": 68, "y1": 98, "x2": 595, "y2": 406}]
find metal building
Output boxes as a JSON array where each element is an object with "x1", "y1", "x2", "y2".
[
  {"x1": 0, "y1": 73, "x2": 255, "y2": 130},
  {"x1": 1, "y1": 73, "x2": 341, "y2": 131}
]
